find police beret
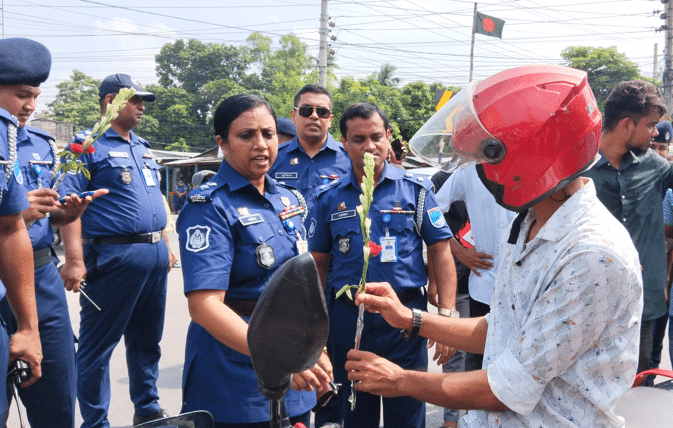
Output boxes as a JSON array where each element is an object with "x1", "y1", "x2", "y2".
[
  {"x1": 0, "y1": 38, "x2": 51, "y2": 86},
  {"x1": 99, "y1": 73, "x2": 156, "y2": 102},
  {"x1": 277, "y1": 117, "x2": 296, "y2": 137},
  {"x1": 654, "y1": 121, "x2": 673, "y2": 144}
]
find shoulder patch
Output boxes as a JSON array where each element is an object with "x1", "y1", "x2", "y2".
[
  {"x1": 427, "y1": 207, "x2": 447, "y2": 228},
  {"x1": 185, "y1": 225, "x2": 211, "y2": 252}
]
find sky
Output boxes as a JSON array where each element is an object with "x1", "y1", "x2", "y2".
[{"x1": 1, "y1": 0, "x2": 667, "y2": 113}]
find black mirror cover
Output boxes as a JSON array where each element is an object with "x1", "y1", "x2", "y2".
[{"x1": 247, "y1": 252, "x2": 329, "y2": 400}]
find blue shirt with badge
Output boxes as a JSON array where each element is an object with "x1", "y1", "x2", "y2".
[
  {"x1": 309, "y1": 163, "x2": 453, "y2": 293},
  {"x1": 269, "y1": 133, "x2": 350, "y2": 208},
  {"x1": 176, "y1": 160, "x2": 315, "y2": 423},
  {"x1": 60, "y1": 128, "x2": 167, "y2": 237},
  {"x1": 16, "y1": 125, "x2": 59, "y2": 249}
]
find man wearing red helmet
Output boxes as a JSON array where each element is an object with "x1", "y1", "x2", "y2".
[
  {"x1": 583, "y1": 80, "x2": 671, "y2": 377},
  {"x1": 344, "y1": 65, "x2": 643, "y2": 427}
]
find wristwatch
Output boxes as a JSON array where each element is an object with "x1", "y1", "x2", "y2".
[
  {"x1": 400, "y1": 308, "x2": 422, "y2": 341},
  {"x1": 438, "y1": 308, "x2": 460, "y2": 318}
]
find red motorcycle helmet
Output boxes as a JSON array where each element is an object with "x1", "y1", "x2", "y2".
[{"x1": 410, "y1": 65, "x2": 601, "y2": 212}]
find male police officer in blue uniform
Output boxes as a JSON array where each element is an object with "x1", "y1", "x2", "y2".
[
  {"x1": 0, "y1": 37, "x2": 46, "y2": 424},
  {"x1": 0, "y1": 38, "x2": 107, "y2": 428},
  {"x1": 269, "y1": 84, "x2": 352, "y2": 427},
  {"x1": 59, "y1": 74, "x2": 170, "y2": 428},
  {"x1": 309, "y1": 103, "x2": 457, "y2": 428},
  {"x1": 269, "y1": 84, "x2": 350, "y2": 214}
]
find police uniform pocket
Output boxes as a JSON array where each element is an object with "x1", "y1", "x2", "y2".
[
  {"x1": 387, "y1": 215, "x2": 416, "y2": 252},
  {"x1": 238, "y1": 221, "x2": 277, "y2": 270},
  {"x1": 332, "y1": 219, "x2": 360, "y2": 256},
  {"x1": 98, "y1": 157, "x2": 136, "y2": 187},
  {"x1": 143, "y1": 159, "x2": 162, "y2": 185}
]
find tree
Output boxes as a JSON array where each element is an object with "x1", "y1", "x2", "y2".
[
  {"x1": 155, "y1": 39, "x2": 252, "y2": 94},
  {"x1": 399, "y1": 81, "x2": 462, "y2": 141},
  {"x1": 561, "y1": 46, "x2": 649, "y2": 111},
  {"x1": 376, "y1": 63, "x2": 400, "y2": 87},
  {"x1": 46, "y1": 70, "x2": 101, "y2": 130}
]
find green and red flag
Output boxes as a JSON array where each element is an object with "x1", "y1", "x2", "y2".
[{"x1": 475, "y1": 12, "x2": 505, "y2": 39}]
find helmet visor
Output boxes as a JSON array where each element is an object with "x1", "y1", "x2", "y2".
[{"x1": 409, "y1": 80, "x2": 504, "y2": 172}]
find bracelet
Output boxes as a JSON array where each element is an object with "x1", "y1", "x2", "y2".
[
  {"x1": 400, "y1": 308, "x2": 422, "y2": 341},
  {"x1": 438, "y1": 308, "x2": 460, "y2": 318}
]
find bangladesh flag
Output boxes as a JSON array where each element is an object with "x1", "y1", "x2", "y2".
[{"x1": 475, "y1": 12, "x2": 505, "y2": 39}]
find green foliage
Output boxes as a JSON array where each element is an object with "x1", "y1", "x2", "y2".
[
  {"x1": 561, "y1": 46, "x2": 652, "y2": 112},
  {"x1": 45, "y1": 70, "x2": 101, "y2": 130}
]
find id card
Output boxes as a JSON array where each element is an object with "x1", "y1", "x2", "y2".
[
  {"x1": 380, "y1": 236, "x2": 398, "y2": 262},
  {"x1": 142, "y1": 166, "x2": 156, "y2": 186}
]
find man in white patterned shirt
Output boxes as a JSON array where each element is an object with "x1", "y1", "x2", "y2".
[{"x1": 345, "y1": 65, "x2": 643, "y2": 427}]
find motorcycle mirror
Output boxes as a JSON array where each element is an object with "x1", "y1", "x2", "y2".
[{"x1": 247, "y1": 252, "x2": 329, "y2": 400}]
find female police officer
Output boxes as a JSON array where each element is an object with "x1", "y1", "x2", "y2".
[{"x1": 177, "y1": 94, "x2": 332, "y2": 427}]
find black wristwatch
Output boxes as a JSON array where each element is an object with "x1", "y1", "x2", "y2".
[{"x1": 400, "y1": 308, "x2": 422, "y2": 341}]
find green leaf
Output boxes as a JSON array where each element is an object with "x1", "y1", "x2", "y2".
[{"x1": 346, "y1": 288, "x2": 353, "y2": 301}]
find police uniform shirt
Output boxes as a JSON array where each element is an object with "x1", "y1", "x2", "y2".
[
  {"x1": 60, "y1": 128, "x2": 167, "y2": 237},
  {"x1": 0, "y1": 109, "x2": 30, "y2": 301},
  {"x1": 176, "y1": 160, "x2": 315, "y2": 422},
  {"x1": 269, "y1": 133, "x2": 350, "y2": 203},
  {"x1": 17, "y1": 126, "x2": 58, "y2": 249},
  {"x1": 309, "y1": 163, "x2": 453, "y2": 294}
]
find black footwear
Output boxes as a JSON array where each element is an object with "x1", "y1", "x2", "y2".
[{"x1": 132, "y1": 408, "x2": 169, "y2": 426}]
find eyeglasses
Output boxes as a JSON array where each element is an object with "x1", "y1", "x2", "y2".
[{"x1": 295, "y1": 105, "x2": 332, "y2": 119}]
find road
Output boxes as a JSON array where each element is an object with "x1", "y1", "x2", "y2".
[{"x1": 7, "y1": 224, "x2": 671, "y2": 428}]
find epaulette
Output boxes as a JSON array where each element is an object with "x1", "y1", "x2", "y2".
[
  {"x1": 314, "y1": 176, "x2": 342, "y2": 199},
  {"x1": 188, "y1": 179, "x2": 223, "y2": 203},
  {"x1": 0, "y1": 108, "x2": 16, "y2": 126},
  {"x1": 402, "y1": 171, "x2": 433, "y2": 190},
  {"x1": 73, "y1": 129, "x2": 92, "y2": 143},
  {"x1": 275, "y1": 180, "x2": 300, "y2": 193},
  {"x1": 24, "y1": 125, "x2": 55, "y2": 141},
  {"x1": 136, "y1": 136, "x2": 151, "y2": 148}
]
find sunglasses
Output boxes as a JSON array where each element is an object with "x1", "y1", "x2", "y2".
[{"x1": 295, "y1": 105, "x2": 332, "y2": 119}]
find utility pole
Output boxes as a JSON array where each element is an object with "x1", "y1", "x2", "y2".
[
  {"x1": 654, "y1": 43, "x2": 658, "y2": 81},
  {"x1": 318, "y1": 0, "x2": 329, "y2": 87},
  {"x1": 469, "y1": 3, "x2": 477, "y2": 82}
]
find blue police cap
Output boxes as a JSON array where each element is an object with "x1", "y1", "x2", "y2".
[
  {"x1": 99, "y1": 73, "x2": 156, "y2": 102},
  {"x1": 0, "y1": 38, "x2": 51, "y2": 86},
  {"x1": 277, "y1": 117, "x2": 296, "y2": 137},
  {"x1": 654, "y1": 121, "x2": 673, "y2": 144}
]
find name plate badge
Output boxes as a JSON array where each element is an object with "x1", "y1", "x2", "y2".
[{"x1": 239, "y1": 213, "x2": 264, "y2": 226}]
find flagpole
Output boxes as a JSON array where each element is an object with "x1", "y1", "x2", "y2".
[{"x1": 469, "y1": 2, "x2": 477, "y2": 82}]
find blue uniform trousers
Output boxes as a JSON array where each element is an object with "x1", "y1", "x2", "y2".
[
  {"x1": 329, "y1": 293, "x2": 427, "y2": 428},
  {"x1": 0, "y1": 323, "x2": 8, "y2": 425},
  {"x1": 0, "y1": 258, "x2": 76, "y2": 428},
  {"x1": 78, "y1": 241, "x2": 168, "y2": 428}
]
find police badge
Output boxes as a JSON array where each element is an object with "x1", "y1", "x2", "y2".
[
  {"x1": 338, "y1": 236, "x2": 351, "y2": 254},
  {"x1": 185, "y1": 225, "x2": 211, "y2": 253},
  {"x1": 256, "y1": 243, "x2": 276, "y2": 268},
  {"x1": 120, "y1": 167, "x2": 133, "y2": 184}
]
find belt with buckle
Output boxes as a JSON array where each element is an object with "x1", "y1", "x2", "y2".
[
  {"x1": 336, "y1": 287, "x2": 422, "y2": 309},
  {"x1": 33, "y1": 246, "x2": 53, "y2": 269},
  {"x1": 224, "y1": 298, "x2": 258, "y2": 316},
  {"x1": 83, "y1": 231, "x2": 163, "y2": 246}
]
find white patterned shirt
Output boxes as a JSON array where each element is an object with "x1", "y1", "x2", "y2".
[{"x1": 460, "y1": 179, "x2": 643, "y2": 428}]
